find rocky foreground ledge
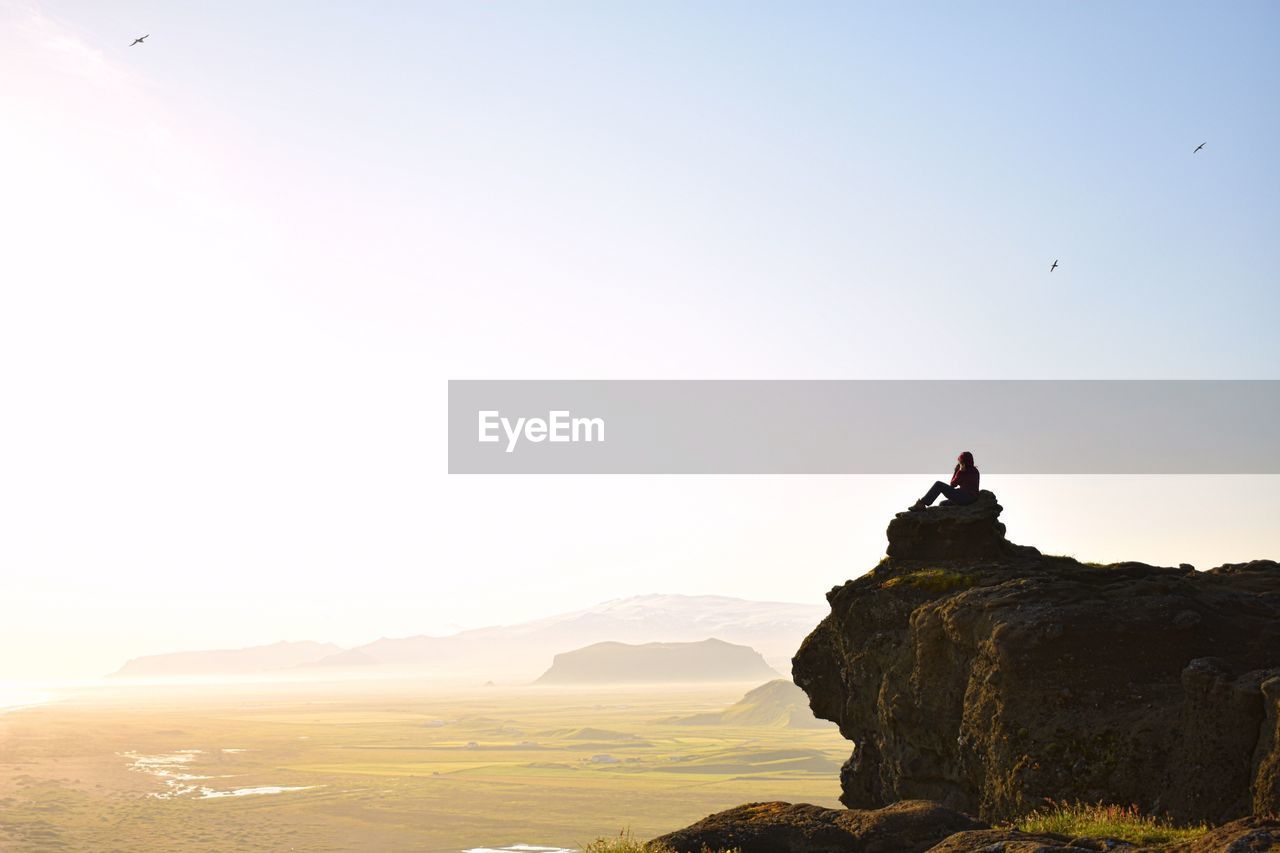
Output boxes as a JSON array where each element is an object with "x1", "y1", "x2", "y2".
[
  {"x1": 651, "y1": 799, "x2": 1279, "y2": 852},
  {"x1": 654, "y1": 492, "x2": 1280, "y2": 851}
]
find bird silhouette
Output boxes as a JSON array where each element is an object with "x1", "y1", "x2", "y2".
[
  {"x1": 130, "y1": 34, "x2": 149, "y2": 46},
  {"x1": 1050, "y1": 259, "x2": 1058, "y2": 272},
  {"x1": 1194, "y1": 142, "x2": 1206, "y2": 153}
]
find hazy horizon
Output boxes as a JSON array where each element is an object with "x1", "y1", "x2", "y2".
[
  {"x1": 103, "y1": 592, "x2": 822, "y2": 683},
  {"x1": 3, "y1": 0, "x2": 1278, "y2": 684}
]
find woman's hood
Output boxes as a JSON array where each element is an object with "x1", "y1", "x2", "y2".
[{"x1": 957, "y1": 451, "x2": 975, "y2": 467}]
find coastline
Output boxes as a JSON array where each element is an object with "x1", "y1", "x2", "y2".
[{"x1": 0, "y1": 686, "x2": 57, "y2": 715}]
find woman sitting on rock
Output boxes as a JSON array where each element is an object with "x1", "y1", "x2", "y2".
[{"x1": 909, "y1": 451, "x2": 979, "y2": 511}]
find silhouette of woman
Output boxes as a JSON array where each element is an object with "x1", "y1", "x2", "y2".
[{"x1": 909, "y1": 451, "x2": 979, "y2": 511}]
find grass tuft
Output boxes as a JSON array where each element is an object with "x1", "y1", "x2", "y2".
[
  {"x1": 1016, "y1": 801, "x2": 1208, "y2": 845},
  {"x1": 581, "y1": 829, "x2": 660, "y2": 852},
  {"x1": 581, "y1": 828, "x2": 739, "y2": 853},
  {"x1": 882, "y1": 568, "x2": 976, "y2": 594}
]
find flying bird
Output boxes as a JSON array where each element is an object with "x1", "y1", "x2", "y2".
[
  {"x1": 130, "y1": 34, "x2": 149, "y2": 46},
  {"x1": 1050, "y1": 259, "x2": 1058, "y2": 272},
  {"x1": 1194, "y1": 142, "x2": 1206, "y2": 153}
]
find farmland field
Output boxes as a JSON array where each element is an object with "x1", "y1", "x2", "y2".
[{"x1": 0, "y1": 681, "x2": 849, "y2": 852}]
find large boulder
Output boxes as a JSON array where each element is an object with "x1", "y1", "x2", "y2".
[
  {"x1": 791, "y1": 494, "x2": 1280, "y2": 824},
  {"x1": 649, "y1": 799, "x2": 986, "y2": 853},
  {"x1": 885, "y1": 491, "x2": 1025, "y2": 561}
]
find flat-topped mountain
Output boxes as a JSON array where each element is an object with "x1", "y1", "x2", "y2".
[{"x1": 534, "y1": 638, "x2": 779, "y2": 685}]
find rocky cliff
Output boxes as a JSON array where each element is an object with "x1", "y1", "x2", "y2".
[{"x1": 791, "y1": 491, "x2": 1280, "y2": 825}]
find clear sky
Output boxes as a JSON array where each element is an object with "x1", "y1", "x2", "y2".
[{"x1": 2, "y1": 1, "x2": 1277, "y2": 681}]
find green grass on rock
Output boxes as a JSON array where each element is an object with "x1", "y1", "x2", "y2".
[
  {"x1": 1016, "y1": 801, "x2": 1208, "y2": 845},
  {"x1": 881, "y1": 568, "x2": 976, "y2": 594}
]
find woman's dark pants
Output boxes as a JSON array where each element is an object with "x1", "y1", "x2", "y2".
[{"x1": 920, "y1": 481, "x2": 977, "y2": 506}]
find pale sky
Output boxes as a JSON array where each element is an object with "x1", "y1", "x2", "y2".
[{"x1": 1, "y1": 1, "x2": 1277, "y2": 682}]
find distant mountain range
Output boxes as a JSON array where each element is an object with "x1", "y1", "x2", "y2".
[
  {"x1": 111, "y1": 640, "x2": 340, "y2": 678},
  {"x1": 672, "y1": 679, "x2": 835, "y2": 729},
  {"x1": 108, "y1": 593, "x2": 824, "y2": 681},
  {"x1": 534, "y1": 638, "x2": 779, "y2": 685}
]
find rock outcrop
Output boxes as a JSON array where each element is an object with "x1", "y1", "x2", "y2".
[
  {"x1": 791, "y1": 493, "x2": 1280, "y2": 824},
  {"x1": 649, "y1": 799, "x2": 986, "y2": 853},
  {"x1": 1160, "y1": 815, "x2": 1280, "y2": 851},
  {"x1": 653, "y1": 800, "x2": 1280, "y2": 852},
  {"x1": 1257, "y1": 676, "x2": 1280, "y2": 817},
  {"x1": 884, "y1": 491, "x2": 1027, "y2": 561}
]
